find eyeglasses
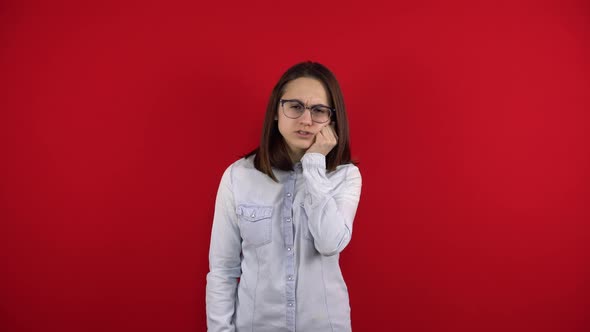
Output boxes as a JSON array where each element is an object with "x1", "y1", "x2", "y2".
[{"x1": 280, "y1": 99, "x2": 335, "y2": 123}]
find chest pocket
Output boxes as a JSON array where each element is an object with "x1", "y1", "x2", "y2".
[{"x1": 236, "y1": 204, "x2": 273, "y2": 248}]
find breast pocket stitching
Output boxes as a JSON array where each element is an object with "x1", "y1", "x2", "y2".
[{"x1": 236, "y1": 204, "x2": 273, "y2": 248}]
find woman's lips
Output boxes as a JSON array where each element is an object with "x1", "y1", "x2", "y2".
[{"x1": 295, "y1": 130, "x2": 313, "y2": 138}]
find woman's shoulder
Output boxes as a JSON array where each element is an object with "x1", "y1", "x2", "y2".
[
  {"x1": 232, "y1": 154, "x2": 257, "y2": 170},
  {"x1": 331, "y1": 161, "x2": 361, "y2": 184},
  {"x1": 220, "y1": 154, "x2": 255, "y2": 176},
  {"x1": 336, "y1": 161, "x2": 360, "y2": 174},
  {"x1": 220, "y1": 154, "x2": 280, "y2": 190},
  {"x1": 337, "y1": 160, "x2": 359, "y2": 170},
  {"x1": 223, "y1": 154, "x2": 268, "y2": 179}
]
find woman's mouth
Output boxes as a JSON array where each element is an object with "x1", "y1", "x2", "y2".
[{"x1": 295, "y1": 130, "x2": 313, "y2": 138}]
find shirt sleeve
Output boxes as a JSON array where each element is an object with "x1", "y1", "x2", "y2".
[
  {"x1": 206, "y1": 164, "x2": 242, "y2": 332},
  {"x1": 301, "y1": 152, "x2": 362, "y2": 256}
]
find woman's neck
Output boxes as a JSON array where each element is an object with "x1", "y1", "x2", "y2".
[{"x1": 288, "y1": 149, "x2": 305, "y2": 163}]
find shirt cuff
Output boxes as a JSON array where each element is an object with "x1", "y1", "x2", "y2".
[{"x1": 301, "y1": 153, "x2": 326, "y2": 169}]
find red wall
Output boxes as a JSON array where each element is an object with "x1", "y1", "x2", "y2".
[{"x1": 1, "y1": 1, "x2": 589, "y2": 331}]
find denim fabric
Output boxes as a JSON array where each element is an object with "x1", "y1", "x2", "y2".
[{"x1": 206, "y1": 153, "x2": 362, "y2": 332}]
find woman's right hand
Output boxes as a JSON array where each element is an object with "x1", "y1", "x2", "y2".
[{"x1": 306, "y1": 122, "x2": 338, "y2": 156}]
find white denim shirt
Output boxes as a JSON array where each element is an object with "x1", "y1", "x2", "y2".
[{"x1": 206, "y1": 153, "x2": 362, "y2": 332}]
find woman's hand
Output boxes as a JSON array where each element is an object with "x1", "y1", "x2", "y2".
[{"x1": 306, "y1": 122, "x2": 338, "y2": 156}]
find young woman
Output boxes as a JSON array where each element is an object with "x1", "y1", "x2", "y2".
[{"x1": 206, "y1": 61, "x2": 362, "y2": 332}]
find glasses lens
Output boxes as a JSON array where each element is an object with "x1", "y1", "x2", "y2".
[
  {"x1": 311, "y1": 106, "x2": 331, "y2": 123},
  {"x1": 283, "y1": 101, "x2": 304, "y2": 119}
]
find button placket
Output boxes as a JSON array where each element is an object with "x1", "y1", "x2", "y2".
[{"x1": 282, "y1": 172, "x2": 297, "y2": 330}]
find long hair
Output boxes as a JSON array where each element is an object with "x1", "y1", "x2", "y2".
[{"x1": 246, "y1": 61, "x2": 354, "y2": 182}]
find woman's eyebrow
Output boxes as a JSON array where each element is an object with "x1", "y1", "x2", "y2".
[{"x1": 286, "y1": 98, "x2": 330, "y2": 108}]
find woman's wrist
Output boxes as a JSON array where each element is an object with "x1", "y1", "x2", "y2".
[{"x1": 302, "y1": 152, "x2": 327, "y2": 169}]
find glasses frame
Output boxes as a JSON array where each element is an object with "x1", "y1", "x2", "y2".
[{"x1": 279, "y1": 99, "x2": 335, "y2": 124}]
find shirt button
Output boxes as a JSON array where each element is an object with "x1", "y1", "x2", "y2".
[
  {"x1": 287, "y1": 247, "x2": 292, "y2": 251},
  {"x1": 288, "y1": 276, "x2": 293, "y2": 281},
  {"x1": 286, "y1": 193, "x2": 292, "y2": 197},
  {"x1": 250, "y1": 214, "x2": 255, "y2": 218},
  {"x1": 288, "y1": 302, "x2": 294, "y2": 307},
  {"x1": 286, "y1": 218, "x2": 291, "y2": 222}
]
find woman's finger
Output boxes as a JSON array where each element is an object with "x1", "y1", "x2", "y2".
[{"x1": 324, "y1": 124, "x2": 337, "y2": 142}]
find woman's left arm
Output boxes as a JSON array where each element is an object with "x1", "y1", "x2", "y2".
[{"x1": 301, "y1": 152, "x2": 362, "y2": 256}]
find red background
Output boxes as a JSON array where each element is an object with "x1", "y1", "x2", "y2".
[{"x1": 1, "y1": 1, "x2": 589, "y2": 331}]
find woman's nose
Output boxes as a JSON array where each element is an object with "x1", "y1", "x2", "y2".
[{"x1": 299, "y1": 108, "x2": 313, "y2": 125}]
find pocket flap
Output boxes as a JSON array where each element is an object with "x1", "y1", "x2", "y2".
[{"x1": 236, "y1": 205, "x2": 273, "y2": 222}]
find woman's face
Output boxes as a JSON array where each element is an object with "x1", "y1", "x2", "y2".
[{"x1": 277, "y1": 77, "x2": 331, "y2": 161}]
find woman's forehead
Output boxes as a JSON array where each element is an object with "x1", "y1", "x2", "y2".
[{"x1": 282, "y1": 77, "x2": 328, "y2": 103}]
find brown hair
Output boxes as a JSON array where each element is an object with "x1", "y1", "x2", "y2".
[{"x1": 245, "y1": 61, "x2": 354, "y2": 181}]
